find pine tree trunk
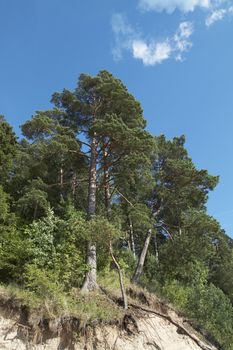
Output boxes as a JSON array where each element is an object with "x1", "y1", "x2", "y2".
[
  {"x1": 153, "y1": 231, "x2": 159, "y2": 264},
  {"x1": 132, "y1": 229, "x2": 152, "y2": 284},
  {"x1": 82, "y1": 241, "x2": 98, "y2": 291},
  {"x1": 88, "y1": 135, "x2": 97, "y2": 218},
  {"x1": 60, "y1": 167, "x2": 64, "y2": 201},
  {"x1": 103, "y1": 144, "x2": 111, "y2": 217},
  {"x1": 81, "y1": 134, "x2": 98, "y2": 292},
  {"x1": 129, "y1": 217, "x2": 136, "y2": 259}
]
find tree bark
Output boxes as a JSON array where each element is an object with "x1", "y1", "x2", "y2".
[
  {"x1": 87, "y1": 134, "x2": 97, "y2": 219},
  {"x1": 132, "y1": 229, "x2": 152, "y2": 284},
  {"x1": 60, "y1": 167, "x2": 64, "y2": 201},
  {"x1": 129, "y1": 217, "x2": 136, "y2": 259},
  {"x1": 81, "y1": 134, "x2": 98, "y2": 292},
  {"x1": 103, "y1": 142, "x2": 111, "y2": 217},
  {"x1": 178, "y1": 225, "x2": 182, "y2": 236},
  {"x1": 82, "y1": 241, "x2": 98, "y2": 292},
  {"x1": 153, "y1": 231, "x2": 159, "y2": 264}
]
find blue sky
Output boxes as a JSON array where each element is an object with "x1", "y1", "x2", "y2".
[{"x1": 1, "y1": 0, "x2": 233, "y2": 234}]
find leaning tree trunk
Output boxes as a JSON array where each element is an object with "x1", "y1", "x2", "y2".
[
  {"x1": 109, "y1": 241, "x2": 128, "y2": 310},
  {"x1": 132, "y1": 229, "x2": 152, "y2": 284},
  {"x1": 81, "y1": 134, "x2": 98, "y2": 292}
]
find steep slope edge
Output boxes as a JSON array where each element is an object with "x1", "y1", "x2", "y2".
[{"x1": 0, "y1": 294, "x2": 218, "y2": 350}]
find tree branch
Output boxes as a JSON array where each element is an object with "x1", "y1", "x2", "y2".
[
  {"x1": 68, "y1": 150, "x2": 91, "y2": 159},
  {"x1": 112, "y1": 188, "x2": 135, "y2": 207}
]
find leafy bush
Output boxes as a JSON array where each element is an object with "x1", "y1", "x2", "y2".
[
  {"x1": 117, "y1": 248, "x2": 137, "y2": 276},
  {"x1": 23, "y1": 264, "x2": 65, "y2": 307},
  {"x1": 0, "y1": 227, "x2": 32, "y2": 282},
  {"x1": 160, "y1": 277, "x2": 233, "y2": 350},
  {"x1": 187, "y1": 284, "x2": 233, "y2": 350},
  {"x1": 0, "y1": 186, "x2": 10, "y2": 223},
  {"x1": 162, "y1": 280, "x2": 191, "y2": 310}
]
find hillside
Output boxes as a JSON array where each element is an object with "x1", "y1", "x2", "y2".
[{"x1": 0, "y1": 285, "x2": 217, "y2": 350}]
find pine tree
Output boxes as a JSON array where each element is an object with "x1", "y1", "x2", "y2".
[
  {"x1": 16, "y1": 112, "x2": 87, "y2": 219},
  {"x1": 33, "y1": 70, "x2": 150, "y2": 291}
]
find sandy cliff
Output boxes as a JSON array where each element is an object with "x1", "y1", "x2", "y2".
[{"x1": 0, "y1": 302, "x2": 218, "y2": 350}]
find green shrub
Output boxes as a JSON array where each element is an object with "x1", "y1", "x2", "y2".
[
  {"x1": 116, "y1": 249, "x2": 137, "y2": 276},
  {"x1": 187, "y1": 284, "x2": 233, "y2": 349},
  {"x1": 0, "y1": 227, "x2": 32, "y2": 282},
  {"x1": 23, "y1": 264, "x2": 65, "y2": 309},
  {"x1": 162, "y1": 280, "x2": 191, "y2": 310}
]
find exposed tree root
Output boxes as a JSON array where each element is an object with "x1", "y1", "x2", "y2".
[
  {"x1": 129, "y1": 303, "x2": 216, "y2": 350},
  {"x1": 99, "y1": 286, "x2": 217, "y2": 350}
]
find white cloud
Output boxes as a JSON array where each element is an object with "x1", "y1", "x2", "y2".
[
  {"x1": 111, "y1": 1, "x2": 233, "y2": 67},
  {"x1": 133, "y1": 40, "x2": 172, "y2": 65},
  {"x1": 174, "y1": 22, "x2": 194, "y2": 60},
  {"x1": 205, "y1": 5, "x2": 233, "y2": 26},
  {"x1": 206, "y1": 8, "x2": 227, "y2": 25},
  {"x1": 138, "y1": 0, "x2": 211, "y2": 13},
  {"x1": 138, "y1": 0, "x2": 233, "y2": 25},
  {"x1": 111, "y1": 14, "x2": 137, "y2": 60},
  {"x1": 178, "y1": 22, "x2": 194, "y2": 38},
  {"x1": 111, "y1": 14, "x2": 194, "y2": 66},
  {"x1": 132, "y1": 21, "x2": 194, "y2": 66}
]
